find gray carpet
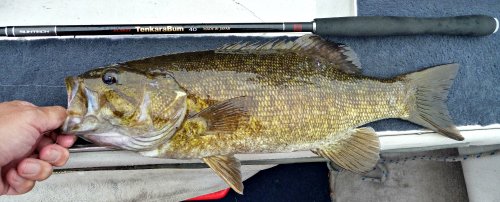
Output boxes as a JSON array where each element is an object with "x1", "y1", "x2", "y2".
[
  {"x1": 1, "y1": 4, "x2": 499, "y2": 130},
  {"x1": 0, "y1": 0, "x2": 498, "y2": 201}
]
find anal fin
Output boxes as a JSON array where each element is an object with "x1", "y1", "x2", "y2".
[
  {"x1": 313, "y1": 127, "x2": 380, "y2": 173},
  {"x1": 203, "y1": 155, "x2": 244, "y2": 194}
]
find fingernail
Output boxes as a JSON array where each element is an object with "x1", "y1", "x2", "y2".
[
  {"x1": 47, "y1": 149, "x2": 61, "y2": 162},
  {"x1": 22, "y1": 162, "x2": 41, "y2": 175}
]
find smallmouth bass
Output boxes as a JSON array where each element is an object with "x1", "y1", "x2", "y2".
[{"x1": 62, "y1": 35, "x2": 463, "y2": 194}]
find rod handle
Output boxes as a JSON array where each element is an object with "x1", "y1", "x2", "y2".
[{"x1": 313, "y1": 15, "x2": 499, "y2": 36}]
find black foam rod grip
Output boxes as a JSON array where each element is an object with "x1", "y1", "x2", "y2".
[{"x1": 313, "y1": 15, "x2": 498, "y2": 36}]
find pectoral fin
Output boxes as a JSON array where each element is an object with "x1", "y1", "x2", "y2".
[
  {"x1": 203, "y1": 155, "x2": 244, "y2": 194},
  {"x1": 313, "y1": 127, "x2": 380, "y2": 173},
  {"x1": 190, "y1": 96, "x2": 255, "y2": 135}
]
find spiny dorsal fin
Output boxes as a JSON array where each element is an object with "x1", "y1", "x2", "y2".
[
  {"x1": 313, "y1": 127, "x2": 380, "y2": 173},
  {"x1": 203, "y1": 155, "x2": 244, "y2": 194},
  {"x1": 216, "y1": 39, "x2": 298, "y2": 54},
  {"x1": 216, "y1": 34, "x2": 362, "y2": 74},
  {"x1": 296, "y1": 35, "x2": 362, "y2": 74},
  {"x1": 190, "y1": 96, "x2": 255, "y2": 135}
]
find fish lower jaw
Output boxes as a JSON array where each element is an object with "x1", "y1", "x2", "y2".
[{"x1": 69, "y1": 129, "x2": 97, "y2": 136}]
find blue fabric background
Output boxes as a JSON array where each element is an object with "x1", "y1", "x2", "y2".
[{"x1": 0, "y1": 0, "x2": 498, "y2": 201}]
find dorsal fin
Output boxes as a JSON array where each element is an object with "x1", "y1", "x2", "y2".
[{"x1": 216, "y1": 34, "x2": 362, "y2": 74}]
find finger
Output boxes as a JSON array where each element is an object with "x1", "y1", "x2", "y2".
[
  {"x1": 39, "y1": 144, "x2": 70, "y2": 167},
  {"x1": 5, "y1": 168, "x2": 35, "y2": 195},
  {"x1": 9, "y1": 100, "x2": 37, "y2": 107},
  {"x1": 33, "y1": 106, "x2": 67, "y2": 132},
  {"x1": 0, "y1": 168, "x2": 6, "y2": 195},
  {"x1": 56, "y1": 134, "x2": 77, "y2": 148},
  {"x1": 0, "y1": 101, "x2": 35, "y2": 115},
  {"x1": 36, "y1": 136, "x2": 54, "y2": 152},
  {"x1": 42, "y1": 130, "x2": 58, "y2": 141},
  {"x1": 17, "y1": 158, "x2": 53, "y2": 181}
]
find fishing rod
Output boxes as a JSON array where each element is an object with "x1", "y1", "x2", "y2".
[{"x1": 1, "y1": 15, "x2": 498, "y2": 37}]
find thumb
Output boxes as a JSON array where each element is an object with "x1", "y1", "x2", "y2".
[{"x1": 34, "y1": 106, "x2": 67, "y2": 132}]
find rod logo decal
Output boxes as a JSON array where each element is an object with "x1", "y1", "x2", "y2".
[{"x1": 135, "y1": 26, "x2": 184, "y2": 33}]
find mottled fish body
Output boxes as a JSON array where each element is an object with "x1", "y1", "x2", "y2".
[{"x1": 63, "y1": 35, "x2": 463, "y2": 194}]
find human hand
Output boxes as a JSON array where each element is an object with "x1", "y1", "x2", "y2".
[{"x1": 0, "y1": 101, "x2": 76, "y2": 195}]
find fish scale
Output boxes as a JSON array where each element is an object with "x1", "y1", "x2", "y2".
[
  {"x1": 125, "y1": 50, "x2": 409, "y2": 158},
  {"x1": 64, "y1": 35, "x2": 463, "y2": 194}
]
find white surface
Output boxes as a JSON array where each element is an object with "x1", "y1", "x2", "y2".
[
  {"x1": 494, "y1": 17, "x2": 499, "y2": 34},
  {"x1": 379, "y1": 125, "x2": 500, "y2": 152},
  {"x1": 0, "y1": 0, "x2": 355, "y2": 24},
  {"x1": 0, "y1": 0, "x2": 357, "y2": 39},
  {"x1": 2, "y1": 165, "x2": 275, "y2": 201},
  {"x1": 59, "y1": 125, "x2": 500, "y2": 169},
  {"x1": 459, "y1": 145, "x2": 500, "y2": 202}
]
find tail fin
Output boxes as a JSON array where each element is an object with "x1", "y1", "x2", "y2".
[{"x1": 405, "y1": 63, "x2": 464, "y2": 141}]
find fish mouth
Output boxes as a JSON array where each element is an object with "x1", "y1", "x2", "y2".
[
  {"x1": 61, "y1": 76, "x2": 144, "y2": 150},
  {"x1": 62, "y1": 76, "x2": 99, "y2": 134},
  {"x1": 65, "y1": 76, "x2": 79, "y2": 107},
  {"x1": 62, "y1": 115, "x2": 99, "y2": 134},
  {"x1": 62, "y1": 76, "x2": 80, "y2": 134}
]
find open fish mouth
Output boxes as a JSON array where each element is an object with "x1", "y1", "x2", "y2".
[
  {"x1": 65, "y1": 76, "x2": 79, "y2": 106},
  {"x1": 61, "y1": 76, "x2": 165, "y2": 150},
  {"x1": 62, "y1": 76, "x2": 79, "y2": 133},
  {"x1": 63, "y1": 76, "x2": 81, "y2": 133},
  {"x1": 62, "y1": 76, "x2": 99, "y2": 134},
  {"x1": 62, "y1": 115, "x2": 100, "y2": 135}
]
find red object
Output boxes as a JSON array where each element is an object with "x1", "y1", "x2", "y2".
[
  {"x1": 293, "y1": 24, "x2": 303, "y2": 32},
  {"x1": 187, "y1": 188, "x2": 230, "y2": 201}
]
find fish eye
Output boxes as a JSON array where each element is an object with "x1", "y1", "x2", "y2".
[{"x1": 102, "y1": 70, "x2": 119, "y2": 85}]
